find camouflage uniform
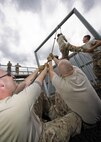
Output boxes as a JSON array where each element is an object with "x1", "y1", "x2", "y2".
[
  {"x1": 33, "y1": 92, "x2": 82, "y2": 142},
  {"x1": 38, "y1": 93, "x2": 82, "y2": 142},
  {"x1": 92, "y1": 51, "x2": 101, "y2": 80},
  {"x1": 33, "y1": 92, "x2": 50, "y2": 122},
  {"x1": 15, "y1": 63, "x2": 21, "y2": 74},
  {"x1": 49, "y1": 92, "x2": 71, "y2": 120},
  {"x1": 7, "y1": 61, "x2": 12, "y2": 73},
  {"x1": 39, "y1": 112, "x2": 82, "y2": 142},
  {"x1": 57, "y1": 34, "x2": 83, "y2": 59},
  {"x1": 81, "y1": 39, "x2": 101, "y2": 81}
]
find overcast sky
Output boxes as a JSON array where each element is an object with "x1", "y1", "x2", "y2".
[{"x1": 0, "y1": 0, "x2": 101, "y2": 67}]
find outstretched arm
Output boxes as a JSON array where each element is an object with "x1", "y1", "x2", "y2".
[
  {"x1": 35, "y1": 67, "x2": 48, "y2": 86},
  {"x1": 14, "y1": 69, "x2": 39, "y2": 94},
  {"x1": 84, "y1": 40, "x2": 101, "y2": 53},
  {"x1": 53, "y1": 56, "x2": 60, "y2": 65},
  {"x1": 48, "y1": 61, "x2": 55, "y2": 80}
]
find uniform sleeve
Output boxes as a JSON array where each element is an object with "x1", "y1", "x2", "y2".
[{"x1": 15, "y1": 82, "x2": 42, "y2": 110}]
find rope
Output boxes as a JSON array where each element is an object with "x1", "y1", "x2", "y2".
[
  {"x1": 60, "y1": 27, "x2": 62, "y2": 33},
  {"x1": 51, "y1": 32, "x2": 57, "y2": 53},
  {"x1": 51, "y1": 27, "x2": 62, "y2": 54}
]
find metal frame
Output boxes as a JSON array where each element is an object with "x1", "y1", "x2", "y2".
[
  {"x1": 34, "y1": 7, "x2": 101, "y2": 95},
  {"x1": 34, "y1": 7, "x2": 101, "y2": 66}
]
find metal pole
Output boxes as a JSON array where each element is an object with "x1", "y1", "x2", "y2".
[
  {"x1": 34, "y1": 51, "x2": 40, "y2": 67},
  {"x1": 34, "y1": 51, "x2": 49, "y2": 96},
  {"x1": 34, "y1": 8, "x2": 74, "y2": 52},
  {"x1": 74, "y1": 8, "x2": 101, "y2": 39}
]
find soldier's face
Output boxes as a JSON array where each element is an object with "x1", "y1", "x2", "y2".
[
  {"x1": 83, "y1": 37, "x2": 86, "y2": 43},
  {"x1": 83, "y1": 37, "x2": 89, "y2": 43}
]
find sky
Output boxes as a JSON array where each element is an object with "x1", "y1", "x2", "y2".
[{"x1": 0, "y1": 0, "x2": 101, "y2": 68}]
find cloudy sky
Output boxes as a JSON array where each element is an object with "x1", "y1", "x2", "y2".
[{"x1": 0, "y1": 0, "x2": 101, "y2": 67}]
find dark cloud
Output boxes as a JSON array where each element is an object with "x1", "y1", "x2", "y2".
[
  {"x1": 62, "y1": 0, "x2": 75, "y2": 11},
  {"x1": 82, "y1": 0, "x2": 95, "y2": 11},
  {"x1": 61, "y1": 0, "x2": 97, "y2": 13},
  {"x1": 0, "y1": 0, "x2": 5, "y2": 4},
  {"x1": 13, "y1": 0, "x2": 42, "y2": 12},
  {"x1": 0, "y1": 0, "x2": 42, "y2": 12}
]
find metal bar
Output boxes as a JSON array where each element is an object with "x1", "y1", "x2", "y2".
[
  {"x1": 34, "y1": 8, "x2": 74, "y2": 53},
  {"x1": 74, "y1": 8, "x2": 101, "y2": 39},
  {"x1": 73, "y1": 55, "x2": 81, "y2": 68},
  {"x1": 51, "y1": 37, "x2": 56, "y2": 53},
  {"x1": 34, "y1": 51, "x2": 40, "y2": 67},
  {"x1": 34, "y1": 51, "x2": 49, "y2": 96}
]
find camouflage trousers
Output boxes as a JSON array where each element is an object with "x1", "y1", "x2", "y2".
[
  {"x1": 49, "y1": 93, "x2": 72, "y2": 120},
  {"x1": 60, "y1": 42, "x2": 81, "y2": 60},
  {"x1": 60, "y1": 43, "x2": 69, "y2": 60},
  {"x1": 38, "y1": 93, "x2": 82, "y2": 142},
  {"x1": 92, "y1": 52, "x2": 101, "y2": 79},
  {"x1": 39, "y1": 112, "x2": 82, "y2": 142},
  {"x1": 33, "y1": 91, "x2": 51, "y2": 121}
]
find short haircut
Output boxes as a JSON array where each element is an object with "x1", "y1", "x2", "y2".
[
  {"x1": 84, "y1": 35, "x2": 91, "y2": 40},
  {"x1": 57, "y1": 33, "x2": 62, "y2": 37},
  {"x1": 58, "y1": 59, "x2": 73, "y2": 77}
]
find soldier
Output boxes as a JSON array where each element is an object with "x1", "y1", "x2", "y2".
[
  {"x1": 0, "y1": 66, "x2": 49, "y2": 142},
  {"x1": 57, "y1": 33, "x2": 101, "y2": 82},
  {"x1": 7, "y1": 61, "x2": 12, "y2": 74},
  {"x1": 42, "y1": 55, "x2": 101, "y2": 142},
  {"x1": 57, "y1": 33, "x2": 84, "y2": 59},
  {"x1": 15, "y1": 63, "x2": 21, "y2": 75},
  {"x1": 81, "y1": 35, "x2": 101, "y2": 81}
]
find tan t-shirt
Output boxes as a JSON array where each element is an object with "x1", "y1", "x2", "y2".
[
  {"x1": 0, "y1": 83, "x2": 42, "y2": 142},
  {"x1": 52, "y1": 66, "x2": 101, "y2": 124},
  {"x1": 81, "y1": 39, "x2": 101, "y2": 57}
]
